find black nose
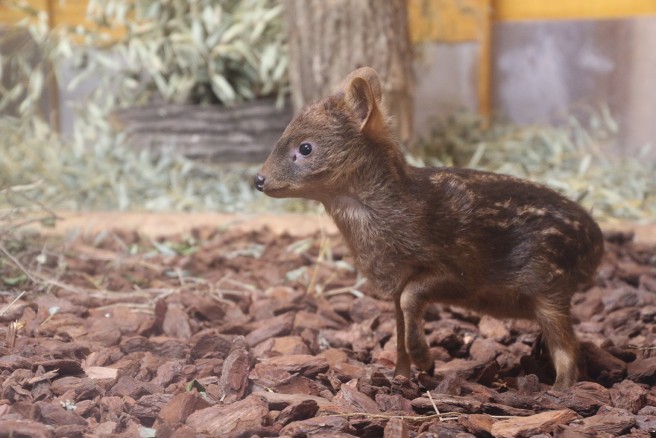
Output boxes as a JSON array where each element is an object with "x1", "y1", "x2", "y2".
[{"x1": 254, "y1": 174, "x2": 265, "y2": 192}]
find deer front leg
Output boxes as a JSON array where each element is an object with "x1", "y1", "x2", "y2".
[
  {"x1": 398, "y1": 279, "x2": 434, "y2": 373},
  {"x1": 394, "y1": 295, "x2": 412, "y2": 377}
]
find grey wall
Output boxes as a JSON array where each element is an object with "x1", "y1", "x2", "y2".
[
  {"x1": 413, "y1": 17, "x2": 656, "y2": 158},
  {"x1": 625, "y1": 18, "x2": 656, "y2": 157},
  {"x1": 413, "y1": 41, "x2": 479, "y2": 130}
]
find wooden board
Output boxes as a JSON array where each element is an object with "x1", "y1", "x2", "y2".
[
  {"x1": 494, "y1": 0, "x2": 656, "y2": 22},
  {"x1": 111, "y1": 99, "x2": 292, "y2": 163}
]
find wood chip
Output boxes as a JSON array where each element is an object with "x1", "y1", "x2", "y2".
[
  {"x1": 383, "y1": 417, "x2": 409, "y2": 438},
  {"x1": 156, "y1": 391, "x2": 210, "y2": 425},
  {"x1": 490, "y1": 409, "x2": 579, "y2": 438},
  {"x1": 185, "y1": 394, "x2": 269, "y2": 435},
  {"x1": 575, "y1": 406, "x2": 637, "y2": 436},
  {"x1": 332, "y1": 379, "x2": 381, "y2": 414},
  {"x1": 258, "y1": 354, "x2": 329, "y2": 378},
  {"x1": 84, "y1": 366, "x2": 118, "y2": 380},
  {"x1": 610, "y1": 380, "x2": 649, "y2": 414},
  {"x1": 279, "y1": 415, "x2": 354, "y2": 437},
  {"x1": 627, "y1": 356, "x2": 656, "y2": 385},
  {"x1": 219, "y1": 341, "x2": 252, "y2": 403},
  {"x1": 275, "y1": 399, "x2": 319, "y2": 426}
]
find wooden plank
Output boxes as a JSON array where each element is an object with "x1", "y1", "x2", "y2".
[
  {"x1": 52, "y1": 0, "x2": 125, "y2": 41},
  {"x1": 1, "y1": 0, "x2": 124, "y2": 41},
  {"x1": 112, "y1": 99, "x2": 293, "y2": 162},
  {"x1": 0, "y1": 0, "x2": 48, "y2": 24},
  {"x1": 52, "y1": 0, "x2": 89, "y2": 28},
  {"x1": 493, "y1": 0, "x2": 656, "y2": 22},
  {"x1": 0, "y1": 0, "x2": 105, "y2": 28},
  {"x1": 408, "y1": 0, "x2": 656, "y2": 43},
  {"x1": 408, "y1": 0, "x2": 487, "y2": 43}
]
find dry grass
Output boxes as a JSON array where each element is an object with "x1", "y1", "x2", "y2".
[
  {"x1": 2, "y1": 109, "x2": 652, "y2": 222},
  {"x1": 413, "y1": 110, "x2": 655, "y2": 222},
  {"x1": 0, "y1": 117, "x2": 308, "y2": 214}
]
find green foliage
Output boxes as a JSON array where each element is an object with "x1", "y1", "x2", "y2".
[
  {"x1": 0, "y1": 115, "x2": 299, "y2": 212},
  {"x1": 0, "y1": 0, "x2": 299, "y2": 213},
  {"x1": 2, "y1": 274, "x2": 27, "y2": 286},
  {"x1": 85, "y1": 0, "x2": 289, "y2": 105},
  {"x1": 0, "y1": 0, "x2": 288, "y2": 110}
]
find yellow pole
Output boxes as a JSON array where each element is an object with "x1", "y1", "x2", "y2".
[
  {"x1": 478, "y1": 0, "x2": 492, "y2": 119},
  {"x1": 45, "y1": 0, "x2": 60, "y2": 132},
  {"x1": 494, "y1": 0, "x2": 656, "y2": 21}
]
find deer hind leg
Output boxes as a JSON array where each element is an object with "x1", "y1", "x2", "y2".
[{"x1": 534, "y1": 296, "x2": 579, "y2": 389}]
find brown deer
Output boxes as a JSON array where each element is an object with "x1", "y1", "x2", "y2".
[{"x1": 255, "y1": 67, "x2": 604, "y2": 389}]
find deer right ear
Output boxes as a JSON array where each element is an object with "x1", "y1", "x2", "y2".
[{"x1": 345, "y1": 75, "x2": 385, "y2": 136}]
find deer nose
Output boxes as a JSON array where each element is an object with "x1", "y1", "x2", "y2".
[{"x1": 254, "y1": 174, "x2": 265, "y2": 192}]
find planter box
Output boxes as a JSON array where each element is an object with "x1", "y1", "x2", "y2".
[{"x1": 112, "y1": 98, "x2": 292, "y2": 163}]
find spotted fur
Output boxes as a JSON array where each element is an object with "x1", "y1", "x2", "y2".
[{"x1": 256, "y1": 67, "x2": 604, "y2": 389}]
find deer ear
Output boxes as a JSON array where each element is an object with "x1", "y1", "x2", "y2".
[
  {"x1": 344, "y1": 73, "x2": 384, "y2": 134},
  {"x1": 341, "y1": 67, "x2": 382, "y2": 103}
]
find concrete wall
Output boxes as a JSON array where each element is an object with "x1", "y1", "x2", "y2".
[
  {"x1": 413, "y1": 41, "x2": 479, "y2": 131},
  {"x1": 414, "y1": 17, "x2": 656, "y2": 158},
  {"x1": 625, "y1": 18, "x2": 656, "y2": 157}
]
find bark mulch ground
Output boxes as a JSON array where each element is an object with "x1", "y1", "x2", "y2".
[{"x1": 0, "y1": 225, "x2": 654, "y2": 437}]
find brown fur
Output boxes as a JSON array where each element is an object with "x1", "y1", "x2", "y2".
[{"x1": 255, "y1": 67, "x2": 604, "y2": 389}]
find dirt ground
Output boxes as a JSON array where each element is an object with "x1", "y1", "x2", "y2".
[
  {"x1": 0, "y1": 213, "x2": 655, "y2": 437},
  {"x1": 38, "y1": 212, "x2": 656, "y2": 244}
]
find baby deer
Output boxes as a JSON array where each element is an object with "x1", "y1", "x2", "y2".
[{"x1": 255, "y1": 67, "x2": 604, "y2": 389}]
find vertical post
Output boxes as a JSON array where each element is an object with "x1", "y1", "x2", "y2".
[
  {"x1": 478, "y1": 0, "x2": 493, "y2": 120},
  {"x1": 45, "y1": 0, "x2": 60, "y2": 132}
]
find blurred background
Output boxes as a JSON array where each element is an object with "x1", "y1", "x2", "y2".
[{"x1": 1, "y1": 0, "x2": 654, "y2": 224}]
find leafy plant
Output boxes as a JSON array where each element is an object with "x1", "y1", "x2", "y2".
[
  {"x1": 1, "y1": 0, "x2": 288, "y2": 107},
  {"x1": 0, "y1": 114, "x2": 301, "y2": 212},
  {"x1": 0, "y1": 0, "x2": 299, "y2": 213},
  {"x1": 1, "y1": 0, "x2": 289, "y2": 136},
  {"x1": 85, "y1": 0, "x2": 289, "y2": 105}
]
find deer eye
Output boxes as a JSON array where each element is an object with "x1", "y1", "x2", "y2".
[{"x1": 299, "y1": 143, "x2": 313, "y2": 156}]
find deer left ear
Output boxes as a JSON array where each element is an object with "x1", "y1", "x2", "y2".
[
  {"x1": 341, "y1": 67, "x2": 382, "y2": 103},
  {"x1": 344, "y1": 74, "x2": 385, "y2": 136}
]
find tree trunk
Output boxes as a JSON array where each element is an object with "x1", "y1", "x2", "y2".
[{"x1": 283, "y1": 0, "x2": 414, "y2": 144}]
